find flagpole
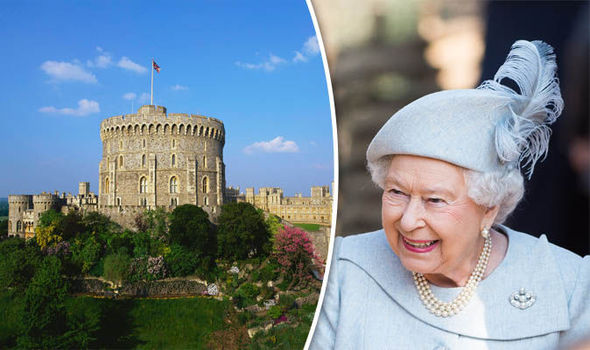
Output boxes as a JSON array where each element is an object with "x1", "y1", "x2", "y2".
[{"x1": 150, "y1": 58, "x2": 154, "y2": 105}]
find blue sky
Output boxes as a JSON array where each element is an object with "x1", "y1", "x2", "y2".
[{"x1": 0, "y1": 0, "x2": 334, "y2": 197}]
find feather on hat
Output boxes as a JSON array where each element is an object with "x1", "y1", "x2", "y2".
[{"x1": 366, "y1": 40, "x2": 563, "y2": 178}]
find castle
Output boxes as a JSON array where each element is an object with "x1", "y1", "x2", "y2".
[
  {"x1": 8, "y1": 104, "x2": 333, "y2": 239},
  {"x1": 8, "y1": 105, "x2": 226, "y2": 237},
  {"x1": 242, "y1": 184, "x2": 333, "y2": 226}
]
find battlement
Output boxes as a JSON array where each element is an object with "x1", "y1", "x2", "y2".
[
  {"x1": 100, "y1": 105, "x2": 224, "y2": 142},
  {"x1": 8, "y1": 195, "x2": 33, "y2": 203}
]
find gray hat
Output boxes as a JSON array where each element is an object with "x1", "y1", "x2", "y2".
[{"x1": 367, "y1": 40, "x2": 563, "y2": 178}]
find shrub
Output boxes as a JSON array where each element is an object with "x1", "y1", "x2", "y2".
[
  {"x1": 102, "y1": 252, "x2": 131, "y2": 285},
  {"x1": 18, "y1": 255, "x2": 69, "y2": 348},
  {"x1": 217, "y1": 202, "x2": 271, "y2": 261},
  {"x1": 71, "y1": 236, "x2": 102, "y2": 274},
  {"x1": 169, "y1": 205, "x2": 216, "y2": 257},
  {"x1": 166, "y1": 243, "x2": 200, "y2": 277},
  {"x1": 274, "y1": 226, "x2": 322, "y2": 289},
  {"x1": 233, "y1": 282, "x2": 260, "y2": 308},
  {"x1": 0, "y1": 239, "x2": 42, "y2": 291}
]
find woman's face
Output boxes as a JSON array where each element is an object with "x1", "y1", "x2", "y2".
[{"x1": 381, "y1": 155, "x2": 496, "y2": 285}]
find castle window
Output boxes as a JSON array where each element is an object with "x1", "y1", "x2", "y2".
[
  {"x1": 172, "y1": 139, "x2": 176, "y2": 149},
  {"x1": 170, "y1": 176, "x2": 178, "y2": 193},
  {"x1": 142, "y1": 154, "x2": 146, "y2": 167},
  {"x1": 8, "y1": 221, "x2": 11, "y2": 232},
  {"x1": 170, "y1": 198, "x2": 178, "y2": 206},
  {"x1": 202, "y1": 176, "x2": 209, "y2": 193},
  {"x1": 140, "y1": 198, "x2": 147, "y2": 207},
  {"x1": 204, "y1": 196, "x2": 209, "y2": 206},
  {"x1": 171, "y1": 154, "x2": 176, "y2": 167},
  {"x1": 119, "y1": 155, "x2": 123, "y2": 167},
  {"x1": 143, "y1": 139, "x2": 146, "y2": 148},
  {"x1": 16, "y1": 221, "x2": 21, "y2": 232},
  {"x1": 116, "y1": 198, "x2": 121, "y2": 206},
  {"x1": 202, "y1": 156, "x2": 206, "y2": 168},
  {"x1": 139, "y1": 177, "x2": 147, "y2": 193},
  {"x1": 104, "y1": 177, "x2": 110, "y2": 194},
  {"x1": 119, "y1": 140, "x2": 123, "y2": 149}
]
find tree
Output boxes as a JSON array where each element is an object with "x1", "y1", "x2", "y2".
[
  {"x1": 35, "y1": 224, "x2": 61, "y2": 251},
  {"x1": 18, "y1": 255, "x2": 69, "y2": 349},
  {"x1": 103, "y1": 252, "x2": 131, "y2": 286},
  {"x1": 37, "y1": 209, "x2": 63, "y2": 229},
  {"x1": 217, "y1": 202, "x2": 271, "y2": 261},
  {"x1": 274, "y1": 226, "x2": 322, "y2": 288},
  {"x1": 0, "y1": 238, "x2": 42, "y2": 291},
  {"x1": 56, "y1": 210, "x2": 85, "y2": 241},
  {"x1": 265, "y1": 214, "x2": 283, "y2": 236},
  {"x1": 169, "y1": 204, "x2": 215, "y2": 256}
]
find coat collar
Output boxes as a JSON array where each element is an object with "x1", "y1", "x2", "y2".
[{"x1": 338, "y1": 226, "x2": 571, "y2": 340}]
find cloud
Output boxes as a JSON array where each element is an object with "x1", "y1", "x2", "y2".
[
  {"x1": 117, "y1": 57, "x2": 147, "y2": 74},
  {"x1": 292, "y1": 36, "x2": 320, "y2": 63},
  {"x1": 40, "y1": 61, "x2": 97, "y2": 83},
  {"x1": 87, "y1": 47, "x2": 112, "y2": 68},
  {"x1": 123, "y1": 92, "x2": 137, "y2": 100},
  {"x1": 138, "y1": 92, "x2": 150, "y2": 103},
  {"x1": 171, "y1": 84, "x2": 188, "y2": 91},
  {"x1": 243, "y1": 136, "x2": 299, "y2": 154},
  {"x1": 39, "y1": 99, "x2": 100, "y2": 116},
  {"x1": 235, "y1": 54, "x2": 287, "y2": 72},
  {"x1": 303, "y1": 36, "x2": 320, "y2": 55}
]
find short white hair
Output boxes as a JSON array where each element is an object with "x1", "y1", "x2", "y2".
[{"x1": 368, "y1": 155, "x2": 524, "y2": 224}]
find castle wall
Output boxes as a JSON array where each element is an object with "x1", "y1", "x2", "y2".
[{"x1": 98, "y1": 105, "x2": 225, "y2": 217}]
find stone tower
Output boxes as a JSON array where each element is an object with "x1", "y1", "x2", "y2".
[{"x1": 98, "y1": 105, "x2": 226, "y2": 219}]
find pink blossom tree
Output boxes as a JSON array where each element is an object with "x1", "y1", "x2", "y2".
[{"x1": 274, "y1": 226, "x2": 323, "y2": 289}]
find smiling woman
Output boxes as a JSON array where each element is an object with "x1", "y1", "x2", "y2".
[{"x1": 309, "y1": 40, "x2": 590, "y2": 349}]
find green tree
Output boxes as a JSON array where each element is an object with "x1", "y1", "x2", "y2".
[
  {"x1": 217, "y1": 202, "x2": 271, "y2": 260},
  {"x1": 265, "y1": 214, "x2": 283, "y2": 236},
  {"x1": 35, "y1": 224, "x2": 61, "y2": 251},
  {"x1": 37, "y1": 209, "x2": 64, "y2": 228},
  {"x1": 0, "y1": 238, "x2": 42, "y2": 291},
  {"x1": 169, "y1": 204, "x2": 215, "y2": 255},
  {"x1": 62, "y1": 297, "x2": 102, "y2": 349},
  {"x1": 103, "y1": 252, "x2": 131, "y2": 286},
  {"x1": 70, "y1": 236, "x2": 102, "y2": 274},
  {"x1": 82, "y1": 211, "x2": 121, "y2": 236},
  {"x1": 18, "y1": 255, "x2": 69, "y2": 349},
  {"x1": 56, "y1": 210, "x2": 85, "y2": 241},
  {"x1": 165, "y1": 243, "x2": 200, "y2": 277}
]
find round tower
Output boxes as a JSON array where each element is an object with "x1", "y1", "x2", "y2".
[
  {"x1": 8, "y1": 195, "x2": 32, "y2": 237},
  {"x1": 98, "y1": 105, "x2": 226, "y2": 217}
]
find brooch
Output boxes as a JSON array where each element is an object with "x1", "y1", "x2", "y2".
[{"x1": 509, "y1": 288, "x2": 536, "y2": 310}]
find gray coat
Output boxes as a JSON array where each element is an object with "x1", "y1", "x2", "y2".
[{"x1": 309, "y1": 226, "x2": 590, "y2": 349}]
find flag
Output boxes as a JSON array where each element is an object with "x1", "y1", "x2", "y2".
[{"x1": 152, "y1": 60, "x2": 161, "y2": 73}]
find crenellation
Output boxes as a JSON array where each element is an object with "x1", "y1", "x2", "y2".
[{"x1": 10, "y1": 104, "x2": 226, "y2": 236}]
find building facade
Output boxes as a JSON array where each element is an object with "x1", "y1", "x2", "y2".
[
  {"x1": 8, "y1": 105, "x2": 226, "y2": 237},
  {"x1": 243, "y1": 185, "x2": 333, "y2": 226}
]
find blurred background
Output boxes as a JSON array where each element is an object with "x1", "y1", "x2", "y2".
[{"x1": 311, "y1": 0, "x2": 589, "y2": 256}]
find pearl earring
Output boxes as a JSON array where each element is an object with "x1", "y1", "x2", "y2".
[{"x1": 481, "y1": 227, "x2": 490, "y2": 239}]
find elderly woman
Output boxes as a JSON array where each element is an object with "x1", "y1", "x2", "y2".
[{"x1": 310, "y1": 40, "x2": 590, "y2": 349}]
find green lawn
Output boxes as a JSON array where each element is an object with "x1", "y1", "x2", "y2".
[
  {"x1": 0, "y1": 293, "x2": 231, "y2": 350},
  {"x1": 293, "y1": 223, "x2": 321, "y2": 232}
]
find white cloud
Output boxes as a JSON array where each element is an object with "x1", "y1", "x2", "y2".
[
  {"x1": 292, "y1": 36, "x2": 320, "y2": 63},
  {"x1": 123, "y1": 92, "x2": 137, "y2": 100},
  {"x1": 303, "y1": 36, "x2": 320, "y2": 55},
  {"x1": 39, "y1": 99, "x2": 100, "y2": 117},
  {"x1": 243, "y1": 136, "x2": 299, "y2": 154},
  {"x1": 40, "y1": 61, "x2": 97, "y2": 83},
  {"x1": 171, "y1": 84, "x2": 188, "y2": 91},
  {"x1": 293, "y1": 51, "x2": 307, "y2": 63},
  {"x1": 138, "y1": 92, "x2": 150, "y2": 103},
  {"x1": 236, "y1": 53, "x2": 287, "y2": 72},
  {"x1": 117, "y1": 57, "x2": 147, "y2": 74}
]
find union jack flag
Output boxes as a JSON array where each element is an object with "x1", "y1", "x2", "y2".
[{"x1": 152, "y1": 60, "x2": 160, "y2": 73}]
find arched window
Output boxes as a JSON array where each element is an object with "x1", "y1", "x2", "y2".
[
  {"x1": 119, "y1": 140, "x2": 123, "y2": 149},
  {"x1": 202, "y1": 156, "x2": 206, "y2": 168},
  {"x1": 172, "y1": 139, "x2": 176, "y2": 149},
  {"x1": 204, "y1": 197, "x2": 209, "y2": 206},
  {"x1": 116, "y1": 198, "x2": 121, "y2": 206},
  {"x1": 139, "y1": 177, "x2": 147, "y2": 193},
  {"x1": 142, "y1": 154, "x2": 146, "y2": 167},
  {"x1": 119, "y1": 155, "x2": 123, "y2": 167},
  {"x1": 104, "y1": 177, "x2": 110, "y2": 194},
  {"x1": 170, "y1": 198, "x2": 178, "y2": 206},
  {"x1": 202, "y1": 176, "x2": 209, "y2": 193},
  {"x1": 16, "y1": 221, "x2": 21, "y2": 232},
  {"x1": 142, "y1": 139, "x2": 146, "y2": 148},
  {"x1": 171, "y1": 154, "x2": 176, "y2": 167},
  {"x1": 170, "y1": 176, "x2": 178, "y2": 193}
]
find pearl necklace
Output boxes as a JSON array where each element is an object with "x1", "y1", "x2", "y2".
[{"x1": 412, "y1": 235, "x2": 492, "y2": 318}]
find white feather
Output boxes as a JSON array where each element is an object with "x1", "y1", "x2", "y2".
[{"x1": 477, "y1": 40, "x2": 564, "y2": 178}]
